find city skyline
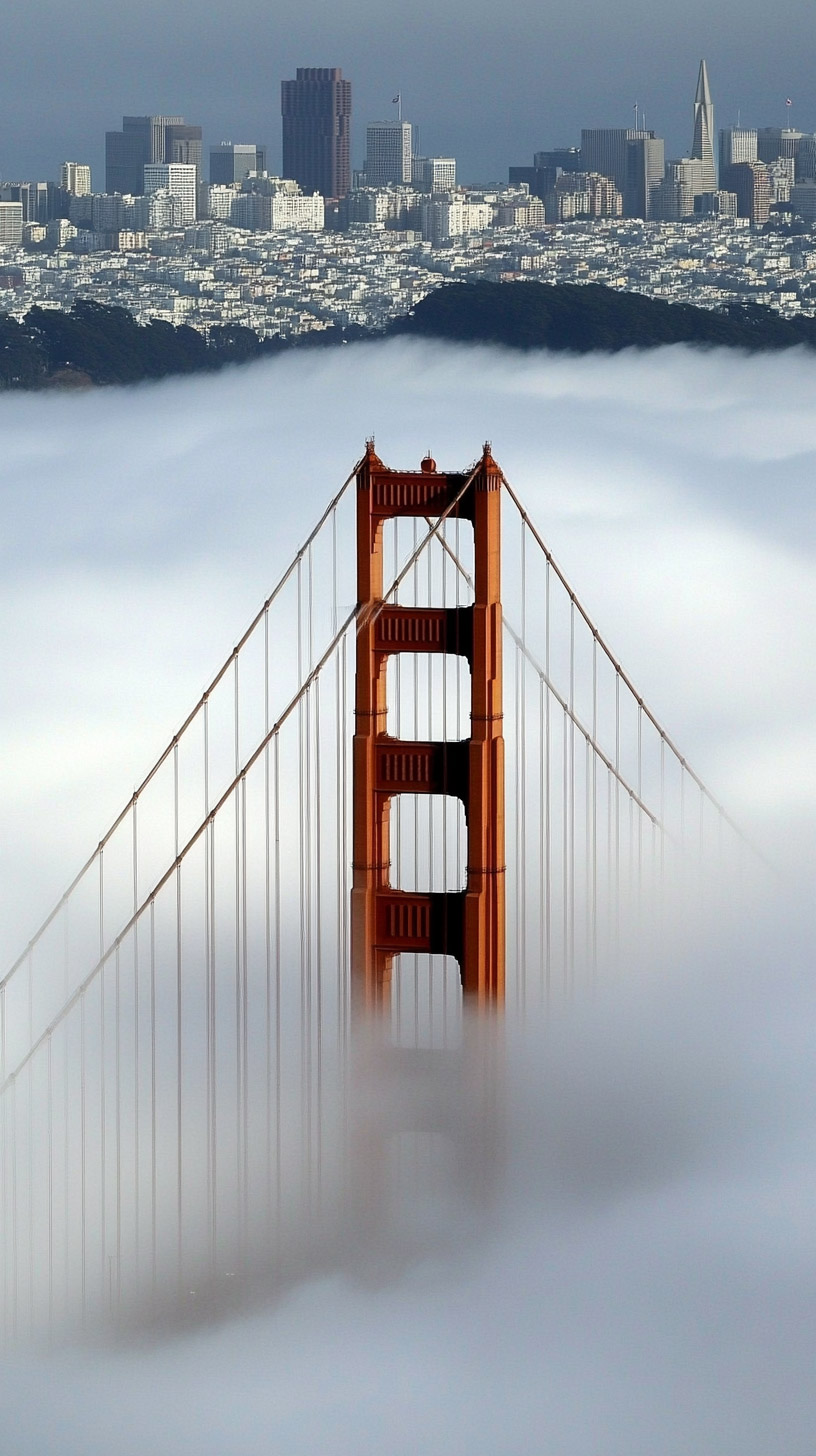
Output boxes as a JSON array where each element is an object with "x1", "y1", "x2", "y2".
[
  {"x1": 1, "y1": 56, "x2": 811, "y2": 207},
  {"x1": 1, "y1": 14, "x2": 813, "y2": 188}
]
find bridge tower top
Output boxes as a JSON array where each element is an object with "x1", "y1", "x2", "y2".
[{"x1": 351, "y1": 444, "x2": 506, "y2": 1012}]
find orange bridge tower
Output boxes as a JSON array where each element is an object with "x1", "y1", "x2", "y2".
[{"x1": 351, "y1": 443, "x2": 505, "y2": 1011}]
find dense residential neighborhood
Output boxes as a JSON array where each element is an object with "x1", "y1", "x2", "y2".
[{"x1": 2, "y1": 214, "x2": 816, "y2": 344}]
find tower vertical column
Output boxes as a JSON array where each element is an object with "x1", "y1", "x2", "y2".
[
  {"x1": 463, "y1": 448, "x2": 505, "y2": 1002},
  {"x1": 350, "y1": 442, "x2": 392, "y2": 1012},
  {"x1": 350, "y1": 443, "x2": 505, "y2": 1013}
]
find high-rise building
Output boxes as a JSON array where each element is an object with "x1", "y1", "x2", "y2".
[
  {"x1": 509, "y1": 150, "x2": 582, "y2": 202},
  {"x1": 545, "y1": 171, "x2": 622, "y2": 221},
  {"x1": 651, "y1": 159, "x2": 705, "y2": 220},
  {"x1": 60, "y1": 162, "x2": 92, "y2": 195},
  {"x1": 581, "y1": 129, "x2": 653, "y2": 194},
  {"x1": 719, "y1": 128, "x2": 757, "y2": 176},
  {"x1": 281, "y1": 68, "x2": 352, "y2": 199},
  {"x1": 164, "y1": 123, "x2": 202, "y2": 171},
  {"x1": 0, "y1": 202, "x2": 23, "y2": 248},
  {"x1": 756, "y1": 127, "x2": 802, "y2": 164},
  {"x1": 795, "y1": 134, "x2": 816, "y2": 180},
  {"x1": 694, "y1": 190, "x2": 738, "y2": 218},
  {"x1": 210, "y1": 143, "x2": 267, "y2": 183},
  {"x1": 412, "y1": 156, "x2": 456, "y2": 191},
  {"x1": 534, "y1": 147, "x2": 584, "y2": 173},
  {"x1": 625, "y1": 134, "x2": 665, "y2": 218},
  {"x1": 691, "y1": 59, "x2": 716, "y2": 190},
  {"x1": 0, "y1": 182, "x2": 50, "y2": 224},
  {"x1": 791, "y1": 179, "x2": 816, "y2": 222},
  {"x1": 365, "y1": 121, "x2": 412, "y2": 184},
  {"x1": 143, "y1": 163, "x2": 197, "y2": 223},
  {"x1": 726, "y1": 161, "x2": 771, "y2": 225},
  {"x1": 105, "y1": 116, "x2": 201, "y2": 195}
]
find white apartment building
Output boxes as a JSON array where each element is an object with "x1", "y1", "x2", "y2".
[
  {"x1": 421, "y1": 195, "x2": 491, "y2": 244},
  {"x1": 413, "y1": 157, "x2": 456, "y2": 192},
  {"x1": 229, "y1": 178, "x2": 324, "y2": 232},
  {"x1": 60, "y1": 162, "x2": 92, "y2": 195},
  {"x1": 267, "y1": 192, "x2": 324, "y2": 230},
  {"x1": 0, "y1": 202, "x2": 23, "y2": 248},
  {"x1": 143, "y1": 164, "x2": 197, "y2": 223},
  {"x1": 206, "y1": 184, "x2": 239, "y2": 219}
]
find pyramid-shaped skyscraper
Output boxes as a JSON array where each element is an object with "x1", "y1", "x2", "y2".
[{"x1": 691, "y1": 59, "x2": 716, "y2": 191}]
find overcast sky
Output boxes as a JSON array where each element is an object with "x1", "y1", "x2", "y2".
[{"x1": 2, "y1": 0, "x2": 816, "y2": 185}]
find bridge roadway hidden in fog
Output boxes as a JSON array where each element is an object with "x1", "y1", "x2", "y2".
[{"x1": 0, "y1": 444, "x2": 748, "y2": 1341}]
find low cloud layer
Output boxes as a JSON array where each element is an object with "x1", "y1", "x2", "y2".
[{"x1": 0, "y1": 339, "x2": 814, "y2": 1452}]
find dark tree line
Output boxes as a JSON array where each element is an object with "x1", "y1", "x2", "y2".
[
  {"x1": 390, "y1": 279, "x2": 816, "y2": 352},
  {"x1": 0, "y1": 298, "x2": 290, "y2": 390},
  {"x1": 2, "y1": 283, "x2": 816, "y2": 393}
]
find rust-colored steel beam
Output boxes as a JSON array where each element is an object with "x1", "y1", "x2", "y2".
[{"x1": 350, "y1": 443, "x2": 505, "y2": 1014}]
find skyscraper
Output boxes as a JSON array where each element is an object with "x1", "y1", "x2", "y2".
[
  {"x1": 581, "y1": 129, "x2": 663, "y2": 216},
  {"x1": 281, "y1": 68, "x2": 352, "y2": 199},
  {"x1": 143, "y1": 163, "x2": 197, "y2": 223},
  {"x1": 691, "y1": 60, "x2": 716, "y2": 191},
  {"x1": 365, "y1": 121, "x2": 412, "y2": 184},
  {"x1": 105, "y1": 116, "x2": 202, "y2": 195},
  {"x1": 210, "y1": 143, "x2": 267, "y2": 183},
  {"x1": 581, "y1": 129, "x2": 653, "y2": 193},
  {"x1": 624, "y1": 134, "x2": 665, "y2": 218},
  {"x1": 719, "y1": 127, "x2": 757, "y2": 176},
  {"x1": 164, "y1": 123, "x2": 203, "y2": 174}
]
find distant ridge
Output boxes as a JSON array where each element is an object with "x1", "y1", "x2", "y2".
[{"x1": 3, "y1": 280, "x2": 816, "y2": 391}]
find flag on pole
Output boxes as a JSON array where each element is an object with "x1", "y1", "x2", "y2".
[
  {"x1": 786, "y1": 97, "x2": 792, "y2": 106},
  {"x1": 393, "y1": 94, "x2": 401, "y2": 104}
]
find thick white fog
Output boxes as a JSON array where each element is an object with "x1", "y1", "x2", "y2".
[{"x1": 0, "y1": 339, "x2": 814, "y2": 1453}]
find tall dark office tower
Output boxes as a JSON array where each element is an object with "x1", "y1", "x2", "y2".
[
  {"x1": 281, "y1": 67, "x2": 352, "y2": 198},
  {"x1": 691, "y1": 60, "x2": 716, "y2": 190},
  {"x1": 581, "y1": 129, "x2": 651, "y2": 192},
  {"x1": 164, "y1": 123, "x2": 203, "y2": 173},
  {"x1": 210, "y1": 143, "x2": 267, "y2": 183},
  {"x1": 625, "y1": 134, "x2": 665, "y2": 218},
  {"x1": 105, "y1": 115, "x2": 201, "y2": 194},
  {"x1": 581, "y1": 128, "x2": 663, "y2": 216}
]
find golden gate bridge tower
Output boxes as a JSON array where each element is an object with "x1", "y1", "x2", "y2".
[
  {"x1": 351, "y1": 442, "x2": 505, "y2": 1010},
  {"x1": 0, "y1": 439, "x2": 751, "y2": 1344}
]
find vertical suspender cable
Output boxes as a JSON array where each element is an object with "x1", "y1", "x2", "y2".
[
  {"x1": 233, "y1": 655, "x2": 243, "y2": 1271},
  {"x1": 47, "y1": 1033, "x2": 53, "y2": 1343},
  {"x1": 175, "y1": 738, "x2": 183, "y2": 1296},
  {"x1": 114, "y1": 944, "x2": 121, "y2": 1319},
  {"x1": 264, "y1": 606, "x2": 273, "y2": 1249},
  {"x1": 149, "y1": 900, "x2": 157, "y2": 1307},
  {"x1": 520, "y1": 523, "x2": 527, "y2": 1009}
]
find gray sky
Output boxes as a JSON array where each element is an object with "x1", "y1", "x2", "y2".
[
  {"x1": 0, "y1": 339, "x2": 815, "y2": 1449},
  {"x1": 1, "y1": 0, "x2": 816, "y2": 183}
]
